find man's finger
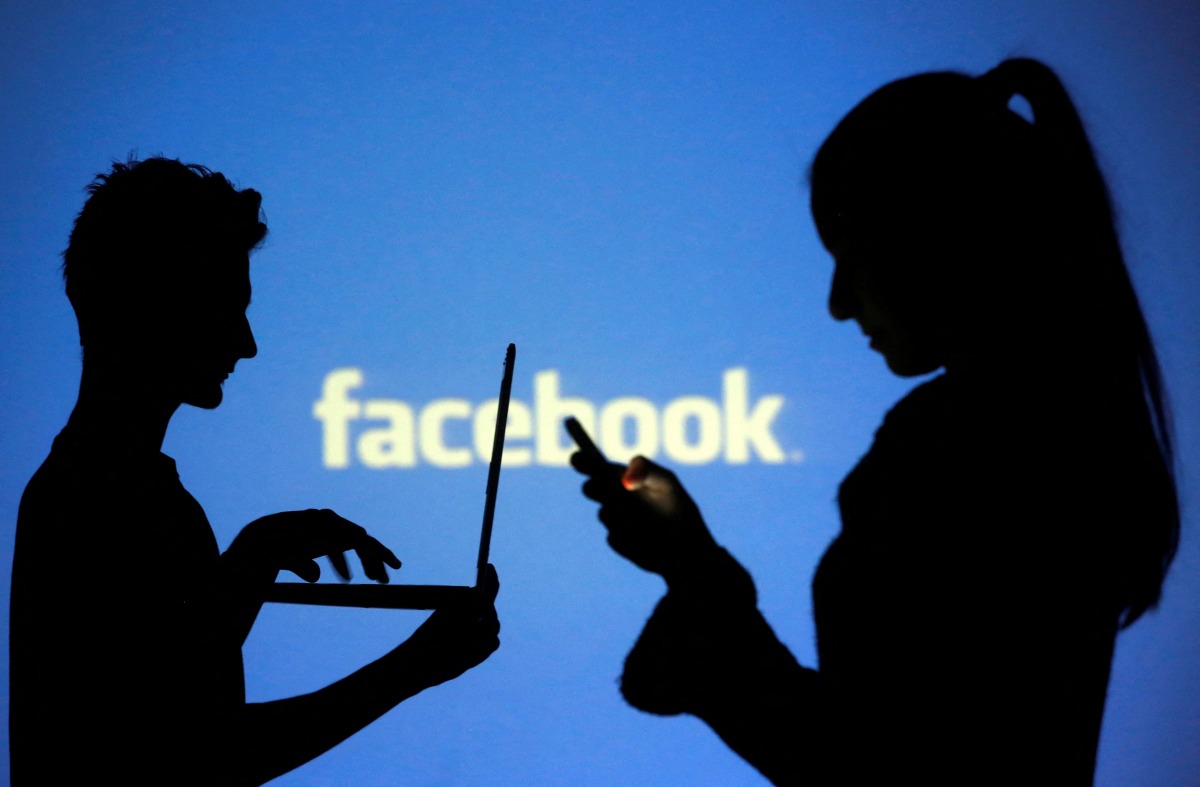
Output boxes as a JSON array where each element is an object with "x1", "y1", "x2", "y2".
[
  {"x1": 329, "y1": 550, "x2": 351, "y2": 581},
  {"x1": 481, "y1": 562, "x2": 500, "y2": 602},
  {"x1": 286, "y1": 559, "x2": 321, "y2": 583}
]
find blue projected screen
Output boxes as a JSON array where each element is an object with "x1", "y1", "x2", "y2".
[{"x1": 2, "y1": 3, "x2": 1198, "y2": 785}]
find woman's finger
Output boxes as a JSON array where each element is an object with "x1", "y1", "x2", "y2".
[{"x1": 582, "y1": 477, "x2": 626, "y2": 504}]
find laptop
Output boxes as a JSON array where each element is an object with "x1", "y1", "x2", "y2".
[{"x1": 265, "y1": 343, "x2": 515, "y2": 610}]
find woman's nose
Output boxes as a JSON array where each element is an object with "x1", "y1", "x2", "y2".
[{"x1": 828, "y1": 263, "x2": 856, "y2": 321}]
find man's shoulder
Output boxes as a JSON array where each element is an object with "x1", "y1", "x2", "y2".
[{"x1": 18, "y1": 433, "x2": 178, "y2": 542}]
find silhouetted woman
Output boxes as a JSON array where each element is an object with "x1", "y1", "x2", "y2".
[{"x1": 572, "y1": 57, "x2": 1179, "y2": 785}]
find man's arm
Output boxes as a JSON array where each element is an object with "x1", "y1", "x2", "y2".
[
  {"x1": 237, "y1": 565, "x2": 500, "y2": 786},
  {"x1": 218, "y1": 509, "x2": 402, "y2": 645}
]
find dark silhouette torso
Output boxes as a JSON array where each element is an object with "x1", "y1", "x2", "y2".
[
  {"x1": 620, "y1": 371, "x2": 1137, "y2": 785},
  {"x1": 11, "y1": 423, "x2": 246, "y2": 784},
  {"x1": 810, "y1": 372, "x2": 1121, "y2": 783}
]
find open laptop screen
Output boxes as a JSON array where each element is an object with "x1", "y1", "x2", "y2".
[{"x1": 265, "y1": 343, "x2": 515, "y2": 610}]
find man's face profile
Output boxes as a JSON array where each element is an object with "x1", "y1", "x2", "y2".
[{"x1": 147, "y1": 252, "x2": 257, "y2": 410}]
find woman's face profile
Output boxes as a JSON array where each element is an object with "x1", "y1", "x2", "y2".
[
  {"x1": 824, "y1": 228, "x2": 949, "y2": 378},
  {"x1": 813, "y1": 77, "x2": 996, "y2": 379}
]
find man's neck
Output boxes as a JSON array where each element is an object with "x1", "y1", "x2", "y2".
[{"x1": 67, "y1": 360, "x2": 180, "y2": 453}]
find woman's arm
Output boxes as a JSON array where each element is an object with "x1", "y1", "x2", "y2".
[
  {"x1": 623, "y1": 551, "x2": 833, "y2": 786},
  {"x1": 572, "y1": 453, "x2": 834, "y2": 785}
]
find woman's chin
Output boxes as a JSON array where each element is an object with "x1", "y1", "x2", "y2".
[{"x1": 882, "y1": 350, "x2": 942, "y2": 378}]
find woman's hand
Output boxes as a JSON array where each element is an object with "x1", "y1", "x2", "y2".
[
  {"x1": 226, "y1": 508, "x2": 402, "y2": 584},
  {"x1": 571, "y1": 452, "x2": 719, "y2": 584}
]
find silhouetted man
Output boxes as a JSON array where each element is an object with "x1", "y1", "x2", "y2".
[{"x1": 10, "y1": 157, "x2": 500, "y2": 785}]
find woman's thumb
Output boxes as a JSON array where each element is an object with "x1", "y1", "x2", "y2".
[{"x1": 622, "y1": 456, "x2": 684, "y2": 516}]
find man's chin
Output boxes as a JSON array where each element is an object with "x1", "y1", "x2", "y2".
[{"x1": 183, "y1": 385, "x2": 224, "y2": 410}]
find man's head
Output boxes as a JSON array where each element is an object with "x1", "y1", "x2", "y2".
[{"x1": 63, "y1": 156, "x2": 266, "y2": 407}]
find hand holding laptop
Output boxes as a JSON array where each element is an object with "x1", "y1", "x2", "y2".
[{"x1": 402, "y1": 562, "x2": 501, "y2": 687}]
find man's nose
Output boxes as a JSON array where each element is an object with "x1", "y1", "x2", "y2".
[{"x1": 239, "y1": 315, "x2": 257, "y2": 359}]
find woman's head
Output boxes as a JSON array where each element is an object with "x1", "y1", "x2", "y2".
[
  {"x1": 810, "y1": 58, "x2": 1178, "y2": 626},
  {"x1": 810, "y1": 59, "x2": 1125, "y2": 376}
]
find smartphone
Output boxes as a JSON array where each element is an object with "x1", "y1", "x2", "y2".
[{"x1": 564, "y1": 416, "x2": 608, "y2": 468}]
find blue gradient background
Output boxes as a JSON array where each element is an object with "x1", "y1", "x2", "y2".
[{"x1": 2, "y1": 3, "x2": 1198, "y2": 784}]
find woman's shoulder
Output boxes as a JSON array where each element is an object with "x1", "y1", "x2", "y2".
[
  {"x1": 864, "y1": 370, "x2": 1141, "y2": 528},
  {"x1": 877, "y1": 370, "x2": 1058, "y2": 447},
  {"x1": 853, "y1": 371, "x2": 1093, "y2": 522}
]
